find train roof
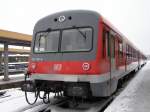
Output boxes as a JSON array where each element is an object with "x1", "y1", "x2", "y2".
[
  {"x1": 33, "y1": 10, "x2": 100, "y2": 34},
  {"x1": 35, "y1": 10, "x2": 100, "y2": 24}
]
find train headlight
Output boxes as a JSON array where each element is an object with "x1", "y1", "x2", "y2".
[{"x1": 82, "y1": 63, "x2": 90, "y2": 71}]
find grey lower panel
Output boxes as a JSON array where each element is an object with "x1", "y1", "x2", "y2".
[
  {"x1": 30, "y1": 73, "x2": 110, "y2": 83},
  {"x1": 90, "y1": 78, "x2": 118, "y2": 97},
  {"x1": 117, "y1": 62, "x2": 139, "y2": 80}
]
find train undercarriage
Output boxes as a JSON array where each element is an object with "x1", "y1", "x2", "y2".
[{"x1": 22, "y1": 73, "x2": 94, "y2": 105}]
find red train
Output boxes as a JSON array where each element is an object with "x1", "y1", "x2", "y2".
[{"x1": 22, "y1": 10, "x2": 147, "y2": 104}]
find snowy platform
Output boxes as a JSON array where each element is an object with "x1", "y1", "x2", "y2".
[
  {"x1": 0, "y1": 88, "x2": 48, "y2": 112},
  {"x1": 105, "y1": 61, "x2": 150, "y2": 112},
  {"x1": 0, "y1": 74, "x2": 24, "y2": 89}
]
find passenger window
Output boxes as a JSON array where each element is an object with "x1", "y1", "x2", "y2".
[
  {"x1": 107, "y1": 33, "x2": 110, "y2": 57},
  {"x1": 118, "y1": 41, "x2": 123, "y2": 58},
  {"x1": 110, "y1": 35, "x2": 115, "y2": 58},
  {"x1": 102, "y1": 29, "x2": 115, "y2": 58},
  {"x1": 102, "y1": 30, "x2": 106, "y2": 58},
  {"x1": 103, "y1": 30, "x2": 110, "y2": 57},
  {"x1": 127, "y1": 45, "x2": 130, "y2": 60}
]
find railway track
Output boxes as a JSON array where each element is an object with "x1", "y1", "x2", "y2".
[
  {"x1": 42, "y1": 97, "x2": 113, "y2": 112},
  {"x1": 20, "y1": 69, "x2": 138, "y2": 112}
]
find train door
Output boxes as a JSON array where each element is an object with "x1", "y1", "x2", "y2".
[
  {"x1": 103, "y1": 26, "x2": 117, "y2": 95},
  {"x1": 108, "y1": 31, "x2": 118, "y2": 94},
  {"x1": 109, "y1": 32, "x2": 116, "y2": 73}
]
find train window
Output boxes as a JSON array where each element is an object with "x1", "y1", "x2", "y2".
[
  {"x1": 46, "y1": 31, "x2": 60, "y2": 52},
  {"x1": 103, "y1": 30, "x2": 110, "y2": 57},
  {"x1": 110, "y1": 35, "x2": 115, "y2": 58},
  {"x1": 126, "y1": 45, "x2": 129, "y2": 60},
  {"x1": 118, "y1": 41, "x2": 123, "y2": 58},
  {"x1": 39, "y1": 36, "x2": 46, "y2": 51},
  {"x1": 34, "y1": 34, "x2": 46, "y2": 52},
  {"x1": 129, "y1": 46, "x2": 132, "y2": 59},
  {"x1": 119, "y1": 43, "x2": 123, "y2": 52},
  {"x1": 8, "y1": 56, "x2": 29, "y2": 63},
  {"x1": 127, "y1": 46, "x2": 129, "y2": 58},
  {"x1": 130, "y1": 47, "x2": 132, "y2": 58},
  {"x1": 61, "y1": 28, "x2": 92, "y2": 52},
  {"x1": 107, "y1": 33, "x2": 110, "y2": 57},
  {"x1": 128, "y1": 45, "x2": 131, "y2": 59},
  {"x1": 34, "y1": 31, "x2": 60, "y2": 52}
]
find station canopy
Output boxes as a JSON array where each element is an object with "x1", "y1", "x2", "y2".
[{"x1": 0, "y1": 29, "x2": 32, "y2": 46}]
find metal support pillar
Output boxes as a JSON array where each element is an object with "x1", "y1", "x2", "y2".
[{"x1": 3, "y1": 43, "x2": 10, "y2": 81}]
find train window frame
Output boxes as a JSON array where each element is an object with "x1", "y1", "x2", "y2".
[
  {"x1": 102, "y1": 29, "x2": 106, "y2": 58},
  {"x1": 33, "y1": 26, "x2": 94, "y2": 54},
  {"x1": 126, "y1": 44, "x2": 130, "y2": 60},
  {"x1": 110, "y1": 34, "x2": 115, "y2": 58},
  {"x1": 102, "y1": 29, "x2": 111, "y2": 58},
  {"x1": 118, "y1": 40, "x2": 123, "y2": 59},
  {"x1": 39, "y1": 35, "x2": 46, "y2": 52},
  {"x1": 34, "y1": 30, "x2": 60, "y2": 53}
]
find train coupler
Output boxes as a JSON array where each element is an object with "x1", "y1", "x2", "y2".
[{"x1": 21, "y1": 82, "x2": 35, "y2": 92}]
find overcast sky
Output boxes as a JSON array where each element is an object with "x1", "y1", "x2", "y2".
[{"x1": 0, "y1": 0, "x2": 150, "y2": 55}]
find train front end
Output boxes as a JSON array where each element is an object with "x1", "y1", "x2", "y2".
[{"x1": 24, "y1": 11, "x2": 104, "y2": 100}]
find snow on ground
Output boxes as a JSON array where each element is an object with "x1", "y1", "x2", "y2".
[
  {"x1": 0, "y1": 73, "x2": 24, "y2": 80},
  {"x1": 0, "y1": 88, "x2": 52, "y2": 112},
  {"x1": 0, "y1": 88, "x2": 24, "y2": 103},
  {"x1": 0, "y1": 73, "x2": 24, "y2": 85},
  {"x1": 105, "y1": 61, "x2": 150, "y2": 112}
]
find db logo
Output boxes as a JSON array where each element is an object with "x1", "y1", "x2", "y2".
[
  {"x1": 53, "y1": 64, "x2": 62, "y2": 71},
  {"x1": 82, "y1": 63, "x2": 90, "y2": 71},
  {"x1": 58, "y1": 16, "x2": 66, "y2": 22}
]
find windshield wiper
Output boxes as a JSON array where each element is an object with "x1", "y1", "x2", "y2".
[
  {"x1": 72, "y1": 26, "x2": 87, "y2": 40},
  {"x1": 37, "y1": 28, "x2": 52, "y2": 34}
]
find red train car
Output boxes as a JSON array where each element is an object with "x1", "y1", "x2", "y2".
[{"x1": 23, "y1": 10, "x2": 147, "y2": 104}]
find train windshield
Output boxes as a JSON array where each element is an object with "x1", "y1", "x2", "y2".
[
  {"x1": 34, "y1": 27, "x2": 93, "y2": 53},
  {"x1": 34, "y1": 31, "x2": 60, "y2": 52},
  {"x1": 61, "y1": 28, "x2": 92, "y2": 52}
]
